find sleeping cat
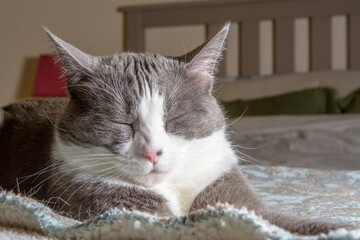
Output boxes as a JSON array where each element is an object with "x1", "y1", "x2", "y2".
[{"x1": 0, "y1": 23, "x2": 349, "y2": 234}]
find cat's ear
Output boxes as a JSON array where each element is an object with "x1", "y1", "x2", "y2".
[
  {"x1": 44, "y1": 27, "x2": 98, "y2": 81},
  {"x1": 182, "y1": 22, "x2": 230, "y2": 82}
]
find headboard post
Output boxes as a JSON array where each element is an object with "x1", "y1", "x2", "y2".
[
  {"x1": 240, "y1": 21, "x2": 259, "y2": 77},
  {"x1": 124, "y1": 10, "x2": 144, "y2": 52},
  {"x1": 274, "y1": 18, "x2": 295, "y2": 74},
  {"x1": 310, "y1": 16, "x2": 331, "y2": 70},
  {"x1": 349, "y1": 14, "x2": 360, "y2": 70}
]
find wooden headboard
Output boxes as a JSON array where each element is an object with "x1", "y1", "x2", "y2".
[{"x1": 120, "y1": 0, "x2": 360, "y2": 78}]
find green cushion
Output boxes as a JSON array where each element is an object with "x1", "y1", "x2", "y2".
[
  {"x1": 221, "y1": 88, "x2": 340, "y2": 117},
  {"x1": 337, "y1": 88, "x2": 360, "y2": 113}
]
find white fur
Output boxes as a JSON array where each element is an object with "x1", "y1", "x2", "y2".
[
  {"x1": 54, "y1": 88, "x2": 237, "y2": 216},
  {"x1": 154, "y1": 130, "x2": 237, "y2": 216},
  {"x1": 126, "y1": 88, "x2": 172, "y2": 175}
]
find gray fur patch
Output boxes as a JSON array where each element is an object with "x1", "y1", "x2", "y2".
[{"x1": 0, "y1": 98, "x2": 67, "y2": 199}]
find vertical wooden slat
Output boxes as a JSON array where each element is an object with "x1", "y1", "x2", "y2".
[
  {"x1": 124, "y1": 11, "x2": 144, "y2": 52},
  {"x1": 310, "y1": 16, "x2": 331, "y2": 70},
  {"x1": 207, "y1": 23, "x2": 226, "y2": 76},
  {"x1": 275, "y1": 18, "x2": 294, "y2": 74},
  {"x1": 349, "y1": 14, "x2": 360, "y2": 70},
  {"x1": 240, "y1": 21, "x2": 259, "y2": 77}
]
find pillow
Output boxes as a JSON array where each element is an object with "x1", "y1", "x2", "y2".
[
  {"x1": 338, "y1": 88, "x2": 360, "y2": 113},
  {"x1": 221, "y1": 88, "x2": 340, "y2": 117},
  {"x1": 214, "y1": 70, "x2": 360, "y2": 101}
]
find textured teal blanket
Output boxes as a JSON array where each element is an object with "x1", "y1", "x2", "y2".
[{"x1": 0, "y1": 166, "x2": 359, "y2": 239}]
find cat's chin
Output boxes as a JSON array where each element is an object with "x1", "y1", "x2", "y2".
[{"x1": 133, "y1": 170, "x2": 169, "y2": 187}]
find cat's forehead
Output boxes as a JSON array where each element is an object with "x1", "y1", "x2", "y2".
[
  {"x1": 80, "y1": 53, "x2": 178, "y2": 112},
  {"x1": 95, "y1": 53, "x2": 185, "y2": 97},
  {"x1": 101, "y1": 52, "x2": 182, "y2": 71}
]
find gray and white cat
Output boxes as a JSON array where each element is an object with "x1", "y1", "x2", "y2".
[{"x1": 0, "y1": 23, "x2": 349, "y2": 234}]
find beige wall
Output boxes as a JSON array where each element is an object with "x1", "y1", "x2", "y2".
[{"x1": 0, "y1": 0, "x2": 208, "y2": 107}]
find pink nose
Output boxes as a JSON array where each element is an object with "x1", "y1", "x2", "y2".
[{"x1": 143, "y1": 149, "x2": 162, "y2": 165}]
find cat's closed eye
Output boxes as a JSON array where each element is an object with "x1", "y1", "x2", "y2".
[{"x1": 110, "y1": 121, "x2": 135, "y2": 136}]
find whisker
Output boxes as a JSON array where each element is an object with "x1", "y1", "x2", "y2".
[
  {"x1": 46, "y1": 160, "x2": 119, "y2": 191},
  {"x1": 27, "y1": 160, "x2": 119, "y2": 195},
  {"x1": 54, "y1": 166, "x2": 130, "y2": 210},
  {"x1": 226, "y1": 107, "x2": 248, "y2": 128}
]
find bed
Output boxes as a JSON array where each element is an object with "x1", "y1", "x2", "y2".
[
  {"x1": 119, "y1": 0, "x2": 360, "y2": 237},
  {"x1": 1, "y1": 0, "x2": 360, "y2": 239}
]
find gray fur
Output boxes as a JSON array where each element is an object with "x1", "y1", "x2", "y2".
[
  {"x1": 48, "y1": 29, "x2": 226, "y2": 147},
  {"x1": 0, "y1": 24, "x2": 351, "y2": 234},
  {"x1": 54, "y1": 50, "x2": 225, "y2": 150},
  {"x1": 0, "y1": 98, "x2": 67, "y2": 199}
]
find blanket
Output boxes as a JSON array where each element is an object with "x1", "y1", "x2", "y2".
[{"x1": 1, "y1": 166, "x2": 359, "y2": 240}]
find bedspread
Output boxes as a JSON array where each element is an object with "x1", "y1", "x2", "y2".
[
  {"x1": 244, "y1": 166, "x2": 360, "y2": 228},
  {"x1": 0, "y1": 165, "x2": 359, "y2": 239}
]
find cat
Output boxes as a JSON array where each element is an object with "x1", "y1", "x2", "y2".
[{"x1": 0, "y1": 23, "x2": 349, "y2": 234}]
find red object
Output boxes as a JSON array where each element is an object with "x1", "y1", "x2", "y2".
[{"x1": 32, "y1": 55, "x2": 68, "y2": 97}]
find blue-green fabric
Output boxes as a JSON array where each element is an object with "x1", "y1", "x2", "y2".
[{"x1": 0, "y1": 165, "x2": 359, "y2": 239}]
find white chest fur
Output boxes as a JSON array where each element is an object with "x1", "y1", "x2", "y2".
[{"x1": 152, "y1": 130, "x2": 237, "y2": 216}]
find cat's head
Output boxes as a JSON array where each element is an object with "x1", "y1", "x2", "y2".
[{"x1": 47, "y1": 23, "x2": 230, "y2": 187}]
